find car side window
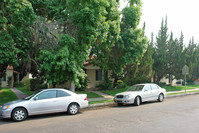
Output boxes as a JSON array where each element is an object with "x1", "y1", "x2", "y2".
[
  {"x1": 37, "y1": 90, "x2": 56, "y2": 100},
  {"x1": 151, "y1": 84, "x2": 159, "y2": 90},
  {"x1": 57, "y1": 90, "x2": 71, "y2": 97},
  {"x1": 144, "y1": 85, "x2": 151, "y2": 91}
]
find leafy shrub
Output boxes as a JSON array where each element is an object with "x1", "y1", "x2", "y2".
[
  {"x1": 97, "y1": 79, "x2": 113, "y2": 90},
  {"x1": 124, "y1": 77, "x2": 151, "y2": 86},
  {"x1": 0, "y1": 81, "x2": 1, "y2": 89},
  {"x1": 30, "y1": 78, "x2": 47, "y2": 91},
  {"x1": 116, "y1": 80, "x2": 127, "y2": 89},
  {"x1": 13, "y1": 82, "x2": 24, "y2": 87},
  {"x1": 24, "y1": 78, "x2": 31, "y2": 91},
  {"x1": 157, "y1": 82, "x2": 166, "y2": 87},
  {"x1": 76, "y1": 77, "x2": 88, "y2": 91}
]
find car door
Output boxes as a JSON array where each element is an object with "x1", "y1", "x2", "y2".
[
  {"x1": 29, "y1": 90, "x2": 58, "y2": 115},
  {"x1": 56, "y1": 90, "x2": 73, "y2": 111},
  {"x1": 150, "y1": 84, "x2": 160, "y2": 100},
  {"x1": 142, "y1": 85, "x2": 153, "y2": 102}
]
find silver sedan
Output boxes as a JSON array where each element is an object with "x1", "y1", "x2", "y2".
[
  {"x1": 0, "y1": 88, "x2": 88, "y2": 122},
  {"x1": 114, "y1": 83, "x2": 166, "y2": 106}
]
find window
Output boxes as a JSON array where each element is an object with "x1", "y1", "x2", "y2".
[
  {"x1": 96, "y1": 69, "x2": 102, "y2": 81},
  {"x1": 57, "y1": 90, "x2": 70, "y2": 97},
  {"x1": 37, "y1": 90, "x2": 56, "y2": 100},
  {"x1": 150, "y1": 84, "x2": 159, "y2": 90},
  {"x1": 144, "y1": 85, "x2": 152, "y2": 91}
]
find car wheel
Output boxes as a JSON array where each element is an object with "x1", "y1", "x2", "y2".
[
  {"x1": 68, "y1": 103, "x2": 79, "y2": 115},
  {"x1": 158, "y1": 93, "x2": 164, "y2": 102},
  {"x1": 12, "y1": 108, "x2": 27, "y2": 122},
  {"x1": 134, "y1": 96, "x2": 141, "y2": 106}
]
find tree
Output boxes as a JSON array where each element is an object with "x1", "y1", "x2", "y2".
[
  {"x1": 0, "y1": 0, "x2": 36, "y2": 78},
  {"x1": 37, "y1": 0, "x2": 122, "y2": 90},
  {"x1": 153, "y1": 17, "x2": 169, "y2": 82}
]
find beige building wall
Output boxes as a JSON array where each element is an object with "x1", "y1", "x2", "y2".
[{"x1": 1, "y1": 69, "x2": 13, "y2": 87}]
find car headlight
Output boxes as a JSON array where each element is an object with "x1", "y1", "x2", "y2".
[
  {"x1": 2, "y1": 105, "x2": 10, "y2": 110},
  {"x1": 125, "y1": 95, "x2": 129, "y2": 98}
]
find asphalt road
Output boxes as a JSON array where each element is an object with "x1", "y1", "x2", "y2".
[{"x1": 1, "y1": 95, "x2": 199, "y2": 133}]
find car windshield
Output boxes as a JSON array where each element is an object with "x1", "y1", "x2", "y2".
[
  {"x1": 126, "y1": 85, "x2": 144, "y2": 92},
  {"x1": 24, "y1": 90, "x2": 43, "y2": 100}
]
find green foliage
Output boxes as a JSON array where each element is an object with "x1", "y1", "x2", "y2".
[
  {"x1": 24, "y1": 78, "x2": 31, "y2": 91},
  {"x1": 0, "y1": 0, "x2": 36, "y2": 78},
  {"x1": 76, "y1": 77, "x2": 88, "y2": 91},
  {"x1": 13, "y1": 82, "x2": 24, "y2": 87},
  {"x1": 97, "y1": 79, "x2": 113, "y2": 90},
  {"x1": 116, "y1": 80, "x2": 128, "y2": 89},
  {"x1": 29, "y1": 78, "x2": 47, "y2": 91}
]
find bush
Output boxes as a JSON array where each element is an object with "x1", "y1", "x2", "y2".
[
  {"x1": 76, "y1": 77, "x2": 88, "y2": 91},
  {"x1": 157, "y1": 82, "x2": 166, "y2": 87},
  {"x1": 97, "y1": 79, "x2": 113, "y2": 90},
  {"x1": 24, "y1": 78, "x2": 31, "y2": 91},
  {"x1": 0, "y1": 81, "x2": 1, "y2": 89},
  {"x1": 124, "y1": 77, "x2": 151, "y2": 86},
  {"x1": 30, "y1": 78, "x2": 47, "y2": 91},
  {"x1": 116, "y1": 80, "x2": 127, "y2": 89},
  {"x1": 13, "y1": 82, "x2": 24, "y2": 87}
]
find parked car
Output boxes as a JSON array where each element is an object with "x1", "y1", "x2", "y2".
[
  {"x1": 114, "y1": 83, "x2": 166, "y2": 106},
  {"x1": 0, "y1": 88, "x2": 88, "y2": 122}
]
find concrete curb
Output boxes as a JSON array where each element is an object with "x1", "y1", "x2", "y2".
[{"x1": 87, "y1": 92, "x2": 199, "y2": 109}]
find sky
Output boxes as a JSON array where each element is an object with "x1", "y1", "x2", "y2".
[{"x1": 120, "y1": 0, "x2": 199, "y2": 44}]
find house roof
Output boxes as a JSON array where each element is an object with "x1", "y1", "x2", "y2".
[{"x1": 84, "y1": 56, "x2": 95, "y2": 67}]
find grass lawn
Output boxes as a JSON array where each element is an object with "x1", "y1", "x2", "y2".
[
  {"x1": 0, "y1": 88, "x2": 18, "y2": 105},
  {"x1": 76, "y1": 91, "x2": 103, "y2": 98},
  {"x1": 17, "y1": 87, "x2": 34, "y2": 96},
  {"x1": 101, "y1": 87, "x2": 128, "y2": 96},
  {"x1": 162, "y1": 85, "x2": 198, "y2": 92},
  {"x1": 89, "y1": 99, "x2": 113, "y2": 104},
  {"x1": 167, "y1": 90, "x2": 199, "y2": 96}
]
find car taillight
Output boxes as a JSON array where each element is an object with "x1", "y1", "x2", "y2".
[{"x1": 84, "y1": 97, "x2": 87, "y2": 101}]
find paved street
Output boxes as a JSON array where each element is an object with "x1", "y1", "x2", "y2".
[{"x1": 1, "y1": 95, "x2": 199, "y2": 133}]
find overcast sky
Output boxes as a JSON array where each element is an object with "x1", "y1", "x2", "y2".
[{"x1": 120, "y1": 0, "x2": 199, "y2": 44}]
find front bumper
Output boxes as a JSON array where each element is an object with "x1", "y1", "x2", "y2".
[
  {"x1": 114, "y1": 98, "x2": 134, "y2": 104},
  {"x1": 0, "y1": 108, "x2": 12, "y2": 119}
]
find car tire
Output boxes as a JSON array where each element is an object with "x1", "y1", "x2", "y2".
[
  {"x1": 12, "y1": 108, "x2": 27, "y2": 122},
  {"x1": 158, "y1": 93, "x2": 164, "y2": 102},
  {"x1": 68, "y1": 103, "x2": 79, "y2": 115},
  {"x1": 134, "y1": 96, "x2": 141, "y2": 106}
]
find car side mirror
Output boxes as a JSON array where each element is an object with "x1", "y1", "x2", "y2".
[{"x1": 34, "y1": 97, "x2": 38, "y2": 101}]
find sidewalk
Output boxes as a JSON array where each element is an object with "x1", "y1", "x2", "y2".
[{"x1": 10, "y1": 87, "x2": 28, "y2": 99}]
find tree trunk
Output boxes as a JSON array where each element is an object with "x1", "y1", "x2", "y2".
[
  {"x1": 113, "y1": 74, "x2": 118, "y2": 88},
  {"x1": 70, "y1": 81, "x2": 75, "y2": 92}
]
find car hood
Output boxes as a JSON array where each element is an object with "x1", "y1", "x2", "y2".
[
  {"x1": 3, "y1": 99, "x2": 27, "y2": 106},
  {"x1": 115, "y1": 91, "x2": 141, "y2": 96}
]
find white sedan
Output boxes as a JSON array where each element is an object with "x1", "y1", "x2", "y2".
[
  {"x1": 114, "y1": 83, "x2": 166, "y2": 106},
  {"x1": 0, "y1": 88, "x2": 88, "y2": 121}
]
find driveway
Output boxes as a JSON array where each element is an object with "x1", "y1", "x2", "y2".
[{"x1": 1, "y1": 95, "x2": 199, "y2": 133}]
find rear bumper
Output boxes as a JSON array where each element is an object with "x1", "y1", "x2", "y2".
[{"x1": 80, "y1": 101, "x2": 88, "y2": 109}]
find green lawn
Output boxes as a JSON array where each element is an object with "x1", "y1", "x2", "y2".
[
  {"x1": 89, "y1": 99, "x2": 113, "y2": 104},
  {"x1": 162, "y1": 85, "x2": 198, "y2": 92},
  {"x1": 0, "y1": 88, "x2": 18, "y2": 105},
  {"x1": 167, "y1": 90, "x2": 199, "y2": 96},
  {"x1": 17, "y1": 86, "x2": 34, "y2": 95},
  {"x1": 76, "y1": 91, "x2": 103, "y2": 98},
  {"x1": 101, "y1": 87, "x2": 128, "y2": 96}
]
